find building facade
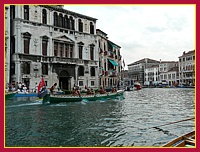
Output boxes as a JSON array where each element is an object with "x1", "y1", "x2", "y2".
[
  {"x1": 96, "y1": 29, "x2": 122, "y2": 89},
  {"x1": 178, "y1": 50, "x2": 195, "y2": 86},
  {"x1": 6, "y1": 5, "x2": 99, "y2": 90},
  {"x1": 159, "y1": 61, "x2": 179, "y2": 86},
  {"x1": 128, "y1": 58, "x2": 160, "y2": 85},
  {"x1": 144, "y1": 65, "x2": 159, "y2": 86}
]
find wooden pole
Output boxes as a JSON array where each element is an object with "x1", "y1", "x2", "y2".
[{"x1": 149, "y1": 117, "x2": 195, "y2": 129}]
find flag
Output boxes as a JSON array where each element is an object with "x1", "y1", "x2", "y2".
[
  {"x1": 123, "y1": 59, "x2": 125, "y2": 67},
  {"x1": 38, "y1": 76, "x2": 46, "y2": 94}
]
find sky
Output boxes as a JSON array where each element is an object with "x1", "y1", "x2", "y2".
[{"x1": 64, "y1": 5, "x2": 195, "y2": 70}]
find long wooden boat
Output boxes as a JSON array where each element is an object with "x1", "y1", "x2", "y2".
[
  {"x1": 43, "y1": 90, "x2": 124, "y2": 103},
  {"x1": 14, "y1": 93, "x2": 38, "y2": 97},
  {"x1": 163, "y1": 131, "x2": 195, "y2": 147},
  {"x1": 5, "y1": 91, "x2": 17, "y2": 100}
]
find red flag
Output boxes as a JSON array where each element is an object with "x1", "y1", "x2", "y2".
[{"x1": 38, "y1": 77, "x2": 46, "y2": 93}]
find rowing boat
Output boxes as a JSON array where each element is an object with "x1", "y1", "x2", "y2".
[
  {"x1": 5, "y1": 91, "x2": 17, "y2": 100},
  {"x1": 163, "y1": 131, "x2": 195, "y2": 147},
  {"x1": 43, "y1": 90, "x2": 124, "y2": 103}
]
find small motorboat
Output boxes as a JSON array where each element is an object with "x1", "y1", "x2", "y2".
[{"x1": 163, "y1": 131, "x2": 195, "y2": 147}]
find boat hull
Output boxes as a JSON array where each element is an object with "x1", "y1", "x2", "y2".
[
  {"x1": 163, "y1": 131, "x2": 195, "y2": 147},
  {"x1": 44, "y1": 90, "x2": 124, "y2": 103},
  {"x1": 5, "y1": 92, "x2": 17, "y2": 100}
]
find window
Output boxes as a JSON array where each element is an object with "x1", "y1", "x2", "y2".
[
  {"x1": 69, "y1": 16, "x2": 74, "y2": 30},
  {"x1": 64, "y1": 15, "x2": 68, "y2": 28},
  {"x1": 42, "y1": 9, "x2": 47, "y2": 24},
  {"x1": 23, "y1": 32, "x2": 31, "y2": 54},
  {"x1": 65, "y1": 44, "x2": 68, "y2": 57},
  {"x1": 79, "y1": 81, "x2": 83, "y2": 86},
  {"x1": 42, "y1": 63, "x2": 48, "y2": 75},
  {"x1": 79, "y1": 45, "x2": 83, "y2": 59},
  {"x1": 90, "y1": 46, "x2": 94, "y2": 60},
  {"x1": 78, "y1": 19, "x2": 83, "y2": 32},
  {"x1": 24, "y1": 5, "x2": 29, "y2": 20},
  {"x1": 23, "y1": 62, "x2": 30, "y2": 74},
  {"x1": 54, "y1": 12, "x2": 58, "y2": 26},
  {"x1": 90, "y1": 22, "x2": 94, "y2": 34},
  {"x1": 70, "y1": 45, "x2": 73, "y2": 58},
  {"x1": 54, "y1": 42, "x2": 58, "y2": 56},
  {"x1": 90, "y1": 67, "x2": 95, "y2": 76},
  {"x1": 42, "y1": 36, "x2": 48, "y2": 56},
  {"x1": 59, "y1": 14, "x2": 63, "y2": 27},
  {"x1": 78, "y1": 66, "x2": 84, "y2": 76},
  {"x1": 60, "y1": 44, "x2": 63, "y2": 57},
  {"x1": 91, "y1": 81, "x2": 95, "y2": 86}
]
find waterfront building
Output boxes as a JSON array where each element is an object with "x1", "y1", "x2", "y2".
[
  {"x1": 178, "y1": 50, "x2": 195, "y2": 86},
  {"x1": 158, "y1": 61, "x2": 179, "y2": 86},
  {"x1": 5, "y1": 5, "x2": 99, "y2": 91},
  {"x1": 96, "y1": 29, "x2": 122, "y2": 89},
  {"x1": 144, "y1": 65, "x2": 159, "y2": 86},
  {"x1": 128, "y1": 58, "x2": 160, "y2": 85}
]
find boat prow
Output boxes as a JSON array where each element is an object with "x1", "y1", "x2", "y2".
[{"x1": 163, "y1": 131, "x2": 195, "y2": 147}]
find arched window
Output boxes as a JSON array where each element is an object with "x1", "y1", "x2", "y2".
[
  {"x1": 90, "y1": 22, "x2": 94, "y2": 34},
  {"x1": 54, "y1": 12, "x2": 58, "y2": 26},
  {"x1": 42, "y1": 9, "x2": 47, "y2": 24},
  {"x1": 59, "y1": 13, "x2": 63, "y2": 27},
  {"x1": 78, "y1": 66, "x2": 84, "y2": 76},
  {"x1": 24, "y1": 5, "x2": 29, "y2": 20},
  {"x1": 64, "y1": 15, "x2": 68, "y2": 28},
  {"x1": 90, "y1": 67, "x2": 95, "y2": 76},
  {"x1": 69, "y1": 16, "x2": 74, "y2": 30},
  {"x1": 78, "y1": 19, "x2": 83, "y2": 32}
]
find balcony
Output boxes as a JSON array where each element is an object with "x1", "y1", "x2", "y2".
[
  {"x1": 108, "y1": 70, "x2": 117, "y2": 77},
  {"x1": 108, "y1": 51, "x2": 115, "y2": 58}
]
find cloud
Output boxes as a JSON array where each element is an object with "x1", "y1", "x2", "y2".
[{"x1": 64, "y1": 5, "x2": 195, "y2": 69}]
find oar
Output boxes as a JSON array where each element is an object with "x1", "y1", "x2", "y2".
[{"x1": 149, "y1": 117, "x2": 195, "y2": 130}]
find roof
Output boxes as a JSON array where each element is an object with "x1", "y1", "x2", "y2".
[
  {"x1": 179, "y1": 50, "x2": 195, "y2": 58},
  {"x1": 41, "y1": 5, "x2": 97, "y2": 22},
  {"x1": 128, "y1": 58, "x2": 160, "y2": 66}
]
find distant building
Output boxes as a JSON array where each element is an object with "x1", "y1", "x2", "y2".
[
  {"x1": 159, "y1": 61, "x2": 179, "y2": 86},
  {"x1": 144, "y1": 65, "x2": 159, "y2": 86},
  {"x1": 178, "y1": 50, "x2": 195, "y2": 86},
  {"x1": 128, "y1": 58, "x2": 160, "y2": 85}
]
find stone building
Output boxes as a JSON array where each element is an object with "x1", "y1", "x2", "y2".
[
  {"x1": 178, "y1": 50, "x2": 195, "y2": 86},
  {"x1": 159, "y1": 61, "x2": 179, "y2": 86},
  {"x1": 128, "y1": 58, "x2": 160, "y2": 85},
  {"x1": 96, "y1": 29, "x2": 122, "y2": 89},
  {"x1": 6, "y1": 5, "x2": 99, "y2": 90},
  {"x1": 144, "y1": 65, "x2": 159, "y2": 86}
]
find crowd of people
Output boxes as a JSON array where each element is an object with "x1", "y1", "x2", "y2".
[{"x1": 6, "y1": 82, "x2": 30, "y2": 93}]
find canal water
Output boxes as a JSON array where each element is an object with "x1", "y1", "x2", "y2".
[{"x1": 5, "y1": 88, "x2": 195, "y2": 147}]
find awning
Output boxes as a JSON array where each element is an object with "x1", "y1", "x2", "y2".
[
  {"x1": 108, "y1": 42, "x2": 118, "y2": 49},
  {"x1": 108, "y1": 59, "x2": 118, "y2": 66}
]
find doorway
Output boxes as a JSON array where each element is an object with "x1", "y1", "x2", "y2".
[{"x1": 59, "y1": 77, "x2": 69, "y2": 90}]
